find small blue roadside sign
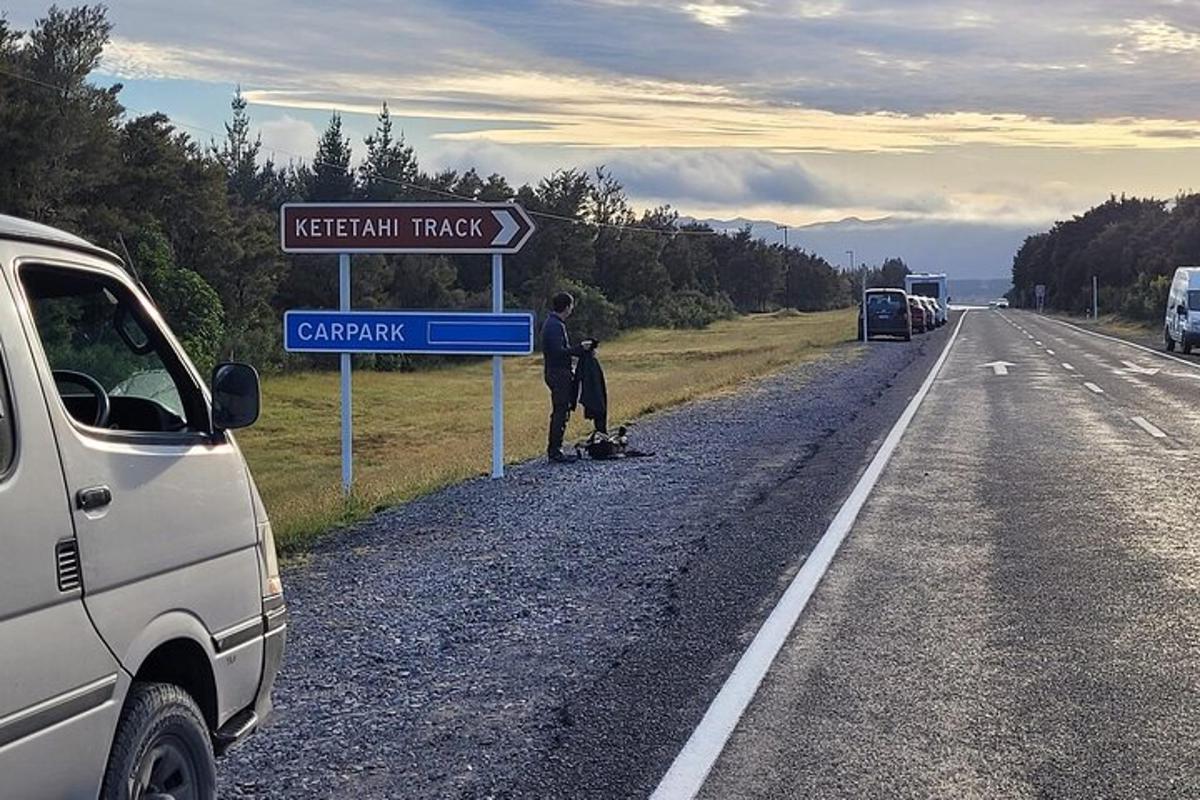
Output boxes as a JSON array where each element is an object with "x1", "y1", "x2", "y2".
[{"x1": 284, "y1": 310, "x2": 534, "y2": 356}]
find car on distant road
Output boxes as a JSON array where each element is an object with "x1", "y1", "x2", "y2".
[
  {"x1": 860, "y1": 288, "x2": 912, "y2": 341},
  {"x1": 989, "y1": 298, "x2": 1010, "y2": 309},
  {"x1": 0, "y1": 214, "x2": 286, "y2": 799},
  {"x1": 1163, "y1": 266, "x2": 1200, "y2": 354}
]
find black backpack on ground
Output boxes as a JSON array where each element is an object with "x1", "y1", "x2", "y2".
[{"x1": 575, "y1": 427, "x2": 653, "y2": 460}]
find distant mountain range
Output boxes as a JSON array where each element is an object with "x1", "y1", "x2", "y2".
[{"x1": 684, "y1": 215, "x2": 1037, "y2": 282}]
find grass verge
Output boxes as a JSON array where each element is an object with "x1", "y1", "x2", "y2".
[
  {"x1": 1050, "y1": 313, "x2": 1158, "y2": 345},
  {"x1": 241, "y1": 308, "x2": 858, "y2": 551}
]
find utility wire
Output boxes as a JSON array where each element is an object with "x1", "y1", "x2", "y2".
[{"x1": 0, "y1": 63, "x2": 727, "y2": 238}]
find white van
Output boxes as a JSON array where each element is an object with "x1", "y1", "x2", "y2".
[
  {"x1": 1164, "y1": 267, "x2": 1200, "y2": 354},
  {"x1": 905, "y1": 273, "x2": 949, "y2": 325},
  {"x1": 0, "y1": 215, "x2": 285, "y2": 798}
]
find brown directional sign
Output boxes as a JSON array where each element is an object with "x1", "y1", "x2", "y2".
[{"x1": 280, "y1": 202, "x2": 536, "y2": 254}]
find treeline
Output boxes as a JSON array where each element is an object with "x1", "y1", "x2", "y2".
[
  {"x1": 1, "y1": 5, "x2": 881, "y2": 374},
  {"x1": 1011, "y1": 193, "x2": 1200, "y2": 320}
]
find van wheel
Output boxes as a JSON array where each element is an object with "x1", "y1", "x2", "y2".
[
  {"x1": 1166, "y1": 330, "x2": 1176, "y2": 352},
  {"x1": 1184, "y1": 341, "x2": 1193, "y2": 355},
  {"x1": 101, "y1": 682, "x2": 216, "y2": 800}
]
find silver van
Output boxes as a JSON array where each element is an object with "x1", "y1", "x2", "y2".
[
  {"x1": 0, "y1": 215, "x2": 285, "y2": 798},
  {"x1": 1164, "y1": 266, "x2": 1200, "y2": 354}
]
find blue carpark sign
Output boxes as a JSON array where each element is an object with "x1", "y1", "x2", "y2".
[{"x1": 284, "y1": 310, "x2": 534, "y2": 356}]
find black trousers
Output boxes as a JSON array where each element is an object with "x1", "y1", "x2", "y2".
[{"x1": 545, "y1": 368, "x2": 574, "y2": 454}]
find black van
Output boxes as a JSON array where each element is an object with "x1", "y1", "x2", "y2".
[{"x1": 859, "y1": 288, "x2": 912, "y2": 341}]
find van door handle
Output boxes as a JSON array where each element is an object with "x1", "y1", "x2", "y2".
[{"x1": 76, "y1": 486, "x2": 112, "y2": 511}]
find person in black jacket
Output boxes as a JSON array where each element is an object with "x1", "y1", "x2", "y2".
[{"x1": 543, "y1": 291, "x2": 595, "y2": 462}]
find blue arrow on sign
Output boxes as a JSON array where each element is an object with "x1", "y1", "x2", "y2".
[{"x1": 284, "y1": 310, "x2": 535, "y2": 355}]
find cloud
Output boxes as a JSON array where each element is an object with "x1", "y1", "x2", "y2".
[
  {"x1": 682, "y1": 3, "x2": 751, "y2": 27},
  {"x1": 1124, "y1": 18, "x2": 1200, "y2": 56},
  {"x1": 258, "y1": 116, "x2": 320, "y2": 164}
]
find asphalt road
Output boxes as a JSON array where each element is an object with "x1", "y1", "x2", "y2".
[{"x1": 695, "y1": 310, "x2": 1200, "y2": 799}]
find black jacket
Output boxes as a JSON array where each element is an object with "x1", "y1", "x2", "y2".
[
  {"x1": 572, "y1": 350, "x2": 608, "y2": 433},
  {"x1": 542, "y1": 312, "x2": 587, "y2": 372}
]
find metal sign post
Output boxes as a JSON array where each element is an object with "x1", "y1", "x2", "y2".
[
  {"x1": 339, "y1": 253, "x2": 352, "y2": 493},
  {"x1": 492, "y1": 254, "x2": 504, "y2": 479},
  {"x1": 281, "y1": 202, "x2": 536, "y2": 492}
]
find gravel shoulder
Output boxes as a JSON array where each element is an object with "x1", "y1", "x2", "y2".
[{"x1": 221, "y1": 324, "x2": 952, "y2": 799}]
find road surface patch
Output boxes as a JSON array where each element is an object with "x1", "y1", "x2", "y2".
[{"x1": 649, "y1": 314, "x2": 968, "y2": 800}]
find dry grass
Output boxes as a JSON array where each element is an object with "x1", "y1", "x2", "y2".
[
  {"x1": 1052, "y1": 312, "x2": 1157, "y2": 338},
  {"x1": 241, "y1": 308, "x2": 858, "y2": 550}
]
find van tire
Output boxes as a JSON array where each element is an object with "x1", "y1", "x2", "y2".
[
  {"x1": 1166, "y1": 330, "x2": 1176, "y2": 352},
  {"x1": 100, "y1": 682, "x2": 217, "y2": 800}
]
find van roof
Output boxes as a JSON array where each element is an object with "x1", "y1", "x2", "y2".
[
  {"x1": 0, "y1": 214, "x2": 123, "y2": 265},
  {"x1": 865, "y1": 287, "x2": 905, "y2": 294}
]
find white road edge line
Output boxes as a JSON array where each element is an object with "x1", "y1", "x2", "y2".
[
  {"x1": 1131, "y1": 416, "x2": 1167, "y2": 439},
  {"x1": 649, "y1": 312, "x2": 969, "y2": 800},
  {"x1": 1084, "y1": 382, "x2": 1105, "y2": 394},
  {"x1": 1039, "y1": 314, "x2": 1200, "y2": 372}
]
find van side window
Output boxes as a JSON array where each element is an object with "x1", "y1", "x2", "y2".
[
  {"x1": 20, "y1": 265, "x2": 206, "y2": 435},
  {"x1": 0, "y1": 349, "x2": 13, "y2": 475}
]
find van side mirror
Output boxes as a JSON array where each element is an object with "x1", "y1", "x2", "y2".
[{"x1": 212, "y1": 363, "x2": 261, "y2": 430}]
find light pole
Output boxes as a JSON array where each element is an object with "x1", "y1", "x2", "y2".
[
  {"x1": 848, "y1": 249, "x2": 866, "y2": 341},
  {"x1": 776, "y1": 224, "x2": 789, "y2": 249}
]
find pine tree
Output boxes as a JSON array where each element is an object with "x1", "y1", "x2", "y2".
[
  {"x1": 306, "y1": 113, "x2": 354, "y2": 201},
  {"x1": 358, "y1": 103, "x2": 418, "y2": 201},
  {"x1": 215, "y1": 87, "x2": 263, "y2": 205}
]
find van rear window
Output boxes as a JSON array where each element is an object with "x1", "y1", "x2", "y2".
[
  {"x1": 911, "y1": 281, "x2": 941, "y2": 299},
  {"x1": 1189, "y1": 290, "x2": 1200, "y2": 311},
  {"x1": 867, "y1": 294, "x2": 904, "y2": 311}
]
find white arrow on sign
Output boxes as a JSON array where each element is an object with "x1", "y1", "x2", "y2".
[
  {"x1": 1121, "y1": 360, "x2": 1160, "y2": 376},
  {"x1": 491, "y1": 209, "x2": 520, "y2": 246},
  {"x1": 980, "y1": 361, "x2": 1015, "y2": 376}
]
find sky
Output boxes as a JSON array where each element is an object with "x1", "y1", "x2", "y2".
[{"x1": 8, "y1": 0, "x2": 1200, "y2": 273}]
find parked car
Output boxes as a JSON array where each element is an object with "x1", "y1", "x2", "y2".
[
  {"x1": 908, "y1": 295, "x2": 929, "y2": 333},
  {"x1": 860, "y1": 288, "x2": 912, "y2": 341},
  {"x1": 919, "y1": 296, "x2": 941, "y2": 328},
  {"x1": 0, "y1": 214, "x2": 285, "y2": 798},
  {"x1": 933, "y1": 298, "x2": 946, "y2": 326},
  {"x1": 1164, "y1": 266, "x2": 1200, "y2": 354}
]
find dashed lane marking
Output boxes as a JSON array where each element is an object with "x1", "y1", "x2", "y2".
[
  {"x1": 1084, "y1": 382, "x2": 1105, "y2": 394},
  {"x1": 1131, "y1": 416, "x2": 1168, "y2": 439},
  {"x1": 1062, "y1": 363, "x2": 1076, "y2": 371}
]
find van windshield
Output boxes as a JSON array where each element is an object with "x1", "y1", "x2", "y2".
[{"x1": 1189, "y1": 290, "x2": 1200, "y2": 311}]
